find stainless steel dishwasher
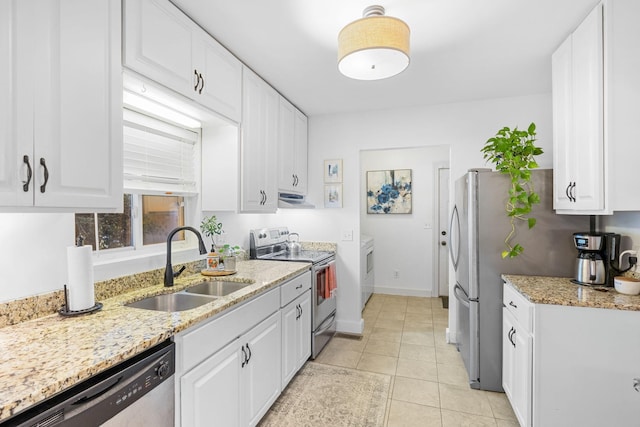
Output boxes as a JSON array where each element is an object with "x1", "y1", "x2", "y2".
[{"x1": 3, "y1": 340, "x2": 175, "y2": 427}]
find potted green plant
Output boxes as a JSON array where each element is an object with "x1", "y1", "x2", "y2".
[
  {"x1": 481, "y1": 123, "x2": 544, "y2": 258},
  {"x1": 200, "y1": 215, "x2": 224, "y2": 252}
]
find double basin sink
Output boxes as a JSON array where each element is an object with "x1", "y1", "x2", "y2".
[{"x1": 126, "y1": 281, "x2": 251, "y2": 312}]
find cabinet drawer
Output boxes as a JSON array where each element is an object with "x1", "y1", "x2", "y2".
[
  {"x1": 180, "y1": 287, "x2": 279, "y2": 372},
  {"x1": 280, "y1": 271, "x2": 311, "y2": 307},
  {"x1": 503, "y1": 283, "x2": 533, "y2": 332}
]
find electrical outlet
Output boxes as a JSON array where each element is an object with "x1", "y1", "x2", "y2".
[
  {"x1": 341, "y1": 229, "x2": 353, "y2": 241},
  {"x1": 393, "y1": 270, "x2": 399, "y2": 279}
]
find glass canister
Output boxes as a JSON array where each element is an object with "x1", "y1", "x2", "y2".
[
  {"x1": 224, "y1": 255, "x2": 236, "y2": 271},
  {"x1": 206, "y1": 253, "x2": 220, "y2": 270}
]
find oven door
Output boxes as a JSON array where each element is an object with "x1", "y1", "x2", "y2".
[{"x1": 313, "y1": 258, "x2": 337, "y2": 330}]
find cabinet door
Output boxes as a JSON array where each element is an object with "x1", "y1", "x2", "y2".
[
  {"x1": 570, "y1": 4, "x2": 604, "y2": 211},
  {"x1": 32, "y1": 0, "x2": 122, "y2": 210},
  {"x1": 502, "y1": 308, "x2": 516, "y2": 405},
  {"x1": 293, "y1": 108, "x2": 308, "y2": 194},
  {"x1": 0, "y1": 0, "x2": 32, "y2": 207},
  {"x1": 241, "y1": 69, "x2": 278, "y2": 212},
  {"x1": 281, "y1": 299, "x2": 299, "y2": 388},
  {"x1": 181, "y1": 338, "x2": 242, "y2": 427},
  {"x1": 192, "y1": 29, "x2": 242, "y2": 123},
  {"x1": 242, "y1": 311, "x2": 281, "y2": 427},
  {"x1": 551, "y1": 37, "x2": 575, "y2": 211},
  {"x1": 123, "y1": 0, "x2": 194, "y2": 97},
  {"x1": 296, "y1": 290, "x2": 312, "y2": 368},
  {"x1": 277, "y1": 98, "x2": 297, "y2": 193}
]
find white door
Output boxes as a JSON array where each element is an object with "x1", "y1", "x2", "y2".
[
  {"x1": 280, "y1": 299, "x2": 298, "y2": 388},
  {"x1": 33, "y1": 0, "x2": 122, "y2": 209},
  {"x1": 296, "y1": 291, "x2": 312, "y2": 368},
  {"x1": 181, "y1": 338, "x2": 242, "y2": 427},
  {"x1": 438, "y1": 167, "x2": 450, "y2": 296},
  {"x1": 242, "y1": 311, "x2": 281, "y2": 427}
]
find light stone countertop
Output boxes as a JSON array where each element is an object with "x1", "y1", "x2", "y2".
[
  {"x1": 0, "y1": 259, "x2": 311, "y2": 422},
  {"x1": 502, "y1": 274, "x2": 640, "y2": 311}
]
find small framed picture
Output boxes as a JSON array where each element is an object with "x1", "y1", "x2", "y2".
[
  {"x1": 324, "y1": 159, "x2": 343, "y2": 183},
  {"x1": 324, "y1": 184, "x2": 343, "y2": 208}
]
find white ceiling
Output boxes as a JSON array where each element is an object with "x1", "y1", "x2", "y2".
[{"x1": 172, "y1": 0, "x2": 600, "y2": 116}]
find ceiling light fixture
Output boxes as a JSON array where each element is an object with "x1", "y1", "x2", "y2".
[{"x1": 338, "y1": 5, "x2": 410, "y2": 81}]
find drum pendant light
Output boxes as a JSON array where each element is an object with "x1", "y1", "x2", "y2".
[{"x1": 338, "y1": 5, "x2": 410, "y2": 80}]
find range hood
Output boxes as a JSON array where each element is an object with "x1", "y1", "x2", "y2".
[{"x1": 278, "y1": 193, "x2": 315, "y2": 209}]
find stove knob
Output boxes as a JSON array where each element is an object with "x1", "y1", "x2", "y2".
[{"x1": 156, "y1": 361, "x2": 170, "y2": 379}]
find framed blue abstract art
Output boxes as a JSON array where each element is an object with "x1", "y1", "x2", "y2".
[{"x1": 366, "y1": 169, "x2": 412, "y2": 214}]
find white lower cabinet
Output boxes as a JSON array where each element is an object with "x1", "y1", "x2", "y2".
[
  {"x1": 504, "y1": 282, "x2": 640, "y2": 426},
  {"x1": 180, "y1": 311, "x2": 281, "y2": 427},
  {"x1": 281, "y1": 290, "x2": 311, "y2": 388}
]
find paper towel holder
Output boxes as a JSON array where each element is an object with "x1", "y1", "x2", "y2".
[{"x1": 59, "y1": 284, "x2": 103, "y2": 317}]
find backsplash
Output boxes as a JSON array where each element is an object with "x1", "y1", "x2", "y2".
[{"x1": 0, "y1": 260, "x2": 205, "y2": 328}]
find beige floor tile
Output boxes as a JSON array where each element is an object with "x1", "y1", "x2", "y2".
[
  {"x1": 377, "y1": 311, "x2": 406, "y2": 321},
  {"x1": 396, "y1": 357, "x2": 438, "y2": 382},
  {"x1": 404, "y1": 312, "x2": 432, "y2": 324},
  {"x1": 496, "y1": 419, "x2": 520, "y2": 427},
  {"x1": 380, "y1": 303, "x2": 408, "y2": 313},
  {"x1": 403, "y1": 323, "x2": 434, "y2": 334},
  {"x1": 441, "y1": 409, "x2": 498, "y2": 426},
  {"x1": 374, "y1": 318, "x2": 405, "y2": 331},
  {"x1": 370, "y1": 327, "x2": 403, "y2": 343},
  {"x1": 326, "y1": 335, "x2": 368, "y2": 353},
  {"x1": 402, "y1": 330, "x2": 435, "y2": 346},
  {"x1": 437, "y1": 363, "x2": 470, "y2": 387},
  {"x1": 439, "y1": 383, "x2": 494, "y2": 417},
  {"x1": 485, "y1": 391, "x2": 518, "y2": 421},
  {"x1": 387, "y1": 400, "x2": 443, "y2": 427},
  {"x1": 356, "y1": 352, "x2": 398, "y2": 375},
  {"x1": 392, "y1": 376, "x2": 440, "y2": 407},
  {"x1": 399, "y1": 343, "x2": 437, "y2": 363},
  {"x1": 435, "y1": 343, "x2": 463, "y2": 365},
  {"x1": 406, "y1": 305, "x2": 432, "y2": 315},
  {"x1": 364, "y1": 338, "x2": 401, "y2": 357},
  {"x1": 314, "y1": 348, "x2": 361, "y2": 369}
]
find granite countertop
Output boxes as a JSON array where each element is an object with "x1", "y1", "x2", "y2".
[
  {"x1": 0, "y1": 259, "x2": 311, "y2": 422},
  {"x1": 502, "y1": 274, "x2": 640, "y2": 311}
]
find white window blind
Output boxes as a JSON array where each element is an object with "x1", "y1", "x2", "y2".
[{"x1": 123, "y1": 109, "x2": 199, "y2": 194}]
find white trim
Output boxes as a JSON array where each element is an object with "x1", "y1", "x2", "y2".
[
  {"x1": 372, "y1": 285, "x2": 431, "y2": 298},
  {"x1": 336, "y1": 318, "x2": 364, "y2": 335}
]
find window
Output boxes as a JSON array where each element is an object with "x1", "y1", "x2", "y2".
[{"x1": 75, "y1": 109, "x2": 199, "y2": 254}]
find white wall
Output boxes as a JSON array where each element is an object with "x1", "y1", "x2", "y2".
[
  {"x1": 360, "y1": 146, "x2": 450, "y2": 297},
  {"x1": 297, "y1": 93, "x2": 556, "y2": 336}
]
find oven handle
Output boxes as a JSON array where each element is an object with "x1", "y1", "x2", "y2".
[
  {"x1": 314, "y1": 258, "x2": 335, "y2": 272},
  {"x1": 315, "y1": 312, "x2": 336, "y2": 335}
]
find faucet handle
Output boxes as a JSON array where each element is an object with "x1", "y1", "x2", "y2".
[{"x1": 173, "y1": 265, "x2": 186, "y2": 278}]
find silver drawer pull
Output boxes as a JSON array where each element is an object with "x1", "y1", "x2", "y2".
[
  {"x1": 634, "y1": 378, "x2": 640, "y2": 392},
  {"x1": 509, "y1": 301, "x2": 518, "y2": 309},
  {"x1": 295, "y1": 284, "x2": 303, "y2": 289}
]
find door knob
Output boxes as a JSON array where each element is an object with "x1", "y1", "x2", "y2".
[
  {"x1": 441, "y1": 241, "x2": 446, "y2": 246},
  {"x1": 441, "y1": 231, "x2": 447, "y2": 236}
]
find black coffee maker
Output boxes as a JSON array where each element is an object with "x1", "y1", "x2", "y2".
[{"x1": 573, "y1": 232, "x2": 621, "y2": 286}]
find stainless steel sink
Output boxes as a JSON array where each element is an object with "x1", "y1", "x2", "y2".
[
  {"x1": 185, "y1": 281, "x2": 251, "y2": 297},
  {"x1": 126, "y1": 292, "x2": 217, "y2": 312}
]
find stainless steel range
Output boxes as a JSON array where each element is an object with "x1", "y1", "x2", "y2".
[{"x1": 250, "y1": 227, "x2": 337, "y2": 358}]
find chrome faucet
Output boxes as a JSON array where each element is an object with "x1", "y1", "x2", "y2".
[{"x1": 165, "y1": 226, "x2": 208, "y2": 287}]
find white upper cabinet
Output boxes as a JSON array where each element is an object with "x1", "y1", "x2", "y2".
[
  {"x1": 278, "y1": 98, "x2": 308, "y2": 195},
  {"x1": 0, "y1": 0, "x2": 122, "y2": 211},
  {"x1": 123, "y1": 0, "x2": 242, "y2": 123},
  {"x1": 552, "y1": 0, "x2": 640, "y2": 214},
  {"x1": 241, "y1": 68, "x2": 279, "y2": 213}
]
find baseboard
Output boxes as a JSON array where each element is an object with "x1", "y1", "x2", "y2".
[
  {"x1": 336, "y1": 317, "x2": 364, "y2": 335},
  {"x1": 373, "y1": 286, "x2": 431, "y2": 297}
]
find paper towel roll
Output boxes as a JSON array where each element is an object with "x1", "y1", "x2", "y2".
[{"x1": 66, "y1": 245, "x2": 95, "y2": 311}]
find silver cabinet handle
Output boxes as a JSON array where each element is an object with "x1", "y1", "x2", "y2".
[
  {"x1": 39, "y1": 158, "x2": 49, "y2": 193},
  {"x1": 633, "y1": 378, "x2": 640, "y2": 393}
]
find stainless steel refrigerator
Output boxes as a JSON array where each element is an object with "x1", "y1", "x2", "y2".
[{"x1": 449, "y1": 169, "x2": 589, "y2": 392}]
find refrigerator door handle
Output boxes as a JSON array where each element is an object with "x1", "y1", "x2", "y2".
[
  {"x1": 453, "y1": 283, "x2": 470, "y2": 308},
  {"x1": 449, "y1": 205, "x2": 460, "y2": 269}
]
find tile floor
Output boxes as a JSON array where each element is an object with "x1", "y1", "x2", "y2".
[{"x1": 313, "y1": 294, "x2": 519, "y2": 427}]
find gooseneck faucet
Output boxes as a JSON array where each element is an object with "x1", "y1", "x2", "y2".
[{"x1": 165, "y1": 226, "x2": 208, "y2": 287}]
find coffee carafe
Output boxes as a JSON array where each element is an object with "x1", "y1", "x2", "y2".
[{"x1": 573, "y1": 232, "x2": 621, "y2": 286}]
